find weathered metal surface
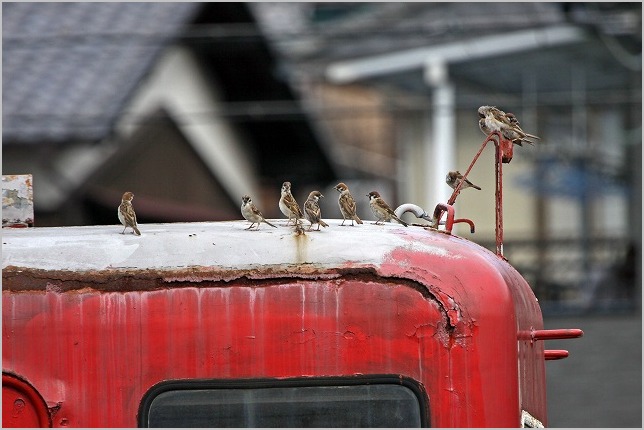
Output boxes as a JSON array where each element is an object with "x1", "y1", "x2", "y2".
[
  {"x1": 2, "y1": 175, "x2": 34, "y2": 228},
  {"x1": 2, "y1": 220, "x2": 447, "y2": 273},
  {"x1": 3, "y1": 220, "x2": 548, "y2": 427},
  {"x1": 2, "y1": 373, "x2": 52, "y2": 428}
]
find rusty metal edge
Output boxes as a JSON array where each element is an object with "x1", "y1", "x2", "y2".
[
  {"x1": 2, "y1": 263, "x2": 464, "y2": 337},
  {"x1": 1, "y1": 265, "x2": 432, "y2": 297}
]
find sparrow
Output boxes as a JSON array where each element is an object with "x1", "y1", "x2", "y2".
[
  {"x1": 478, "y1": 105, "x2": 540, "y2": 146},
  {"x1": 241, "y1": 195, "x2": 277, "y2": 230},
  {"x1": 279, "y1": 181, "x2": 304, "y2": 226},
  {"x1": 334, "y1": 182, "x2": 363, "y2": 226},
  {"x1": 118, "y1": 191, "x2": 141, "y2": 235},
  {"x1": 366, "y1": 191, "x2": 408, "y2": 227},
  {"x1": 303, "y1": 190, "x2": 329, "y2": 231},
  {"x1": 446, "y1": 170, "x2": 482, "y2": 191},
  {"x1": 505, "y1": 112, "x2": 540, "y2": 146}
]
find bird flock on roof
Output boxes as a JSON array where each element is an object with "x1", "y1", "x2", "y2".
[
  {"x1": 118, "y1": 106, "x2": 538, "y2": 235},
  {"x1": 239, "y1": 181, "x2": 409, "y2": 232}
]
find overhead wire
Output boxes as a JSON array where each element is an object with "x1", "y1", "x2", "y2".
[{"x1": 3, "y1": 14, "x2": 640, "y2": 122}]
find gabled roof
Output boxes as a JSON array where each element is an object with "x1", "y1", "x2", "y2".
[{"x1": 2, "y1": 2, "x2": 200, "y2": 144}]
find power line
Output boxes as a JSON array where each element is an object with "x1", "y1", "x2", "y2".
[{"x1": 3, "y1": 89, "x2": 640, "y2": 126}]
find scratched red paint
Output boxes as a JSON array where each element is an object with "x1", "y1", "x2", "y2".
[
  {"x1": 4, "y1": 282, "x2": 439, "y2": 426},
  {"x1": 381, "y1": 242, "x2": 547, "y2": 426},
  {"x1": 2, "y1": 224, "x2": 549, "y2": 428}
]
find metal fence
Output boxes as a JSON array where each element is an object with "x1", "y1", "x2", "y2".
[{"x1": 478, "y1": 236, "x2": 638, "y2": 315}]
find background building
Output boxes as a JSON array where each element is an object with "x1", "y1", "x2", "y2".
[
  {"x1": 250, "y1": 2, "x2": 641, "y2": 314},
  {"x1": 2, "y1": 3, "x2": 641, "y2": 427},
  {"x1": 2, "y1": 3, "x2": 336, "y2": 226}
]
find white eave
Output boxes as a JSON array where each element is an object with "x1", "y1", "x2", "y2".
[{"x1": 326, "y1": 24, "x2": 589, "y2": 84}]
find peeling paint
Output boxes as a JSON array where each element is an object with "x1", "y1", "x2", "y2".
[
  {"x1": 3, "y1": 220, "x2": 549, "y2": 426},
  {"x1": 2, "y1": 175, "x2": 34, "y2": 227}
]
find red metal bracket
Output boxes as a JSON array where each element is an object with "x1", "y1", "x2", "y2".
[
  {"x1": 454, "y1": 218, "x2": 475, "y2": 234},
  {"x1": 432, "y1": 131, "x2": 513, "y2": 257},
  {"x1": 544, "y1": 350, "x2": 570, "y2": 360},
  {"x1": 432, "y1": 203, "x2": 455, "y2": 233},
  {"x1": 532, "y1": 328, "x2": 584, "y2": 341},
  {"x1": 530, "y1": 328, "x2": 584, "y2": 361}
]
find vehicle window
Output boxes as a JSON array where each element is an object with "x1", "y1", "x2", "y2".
[{"x1": 140, "y1": 378, "x2": 427, "y2": 428}]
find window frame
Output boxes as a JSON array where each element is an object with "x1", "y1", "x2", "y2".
[{"x1": 137, "y1": 374, "x2": 430, "y2": 427}]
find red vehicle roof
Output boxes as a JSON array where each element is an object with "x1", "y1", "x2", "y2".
[{"x1": 3, "y1": 220, "x2": 546, "y2": 427}]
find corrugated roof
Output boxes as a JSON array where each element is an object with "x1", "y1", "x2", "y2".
[
  {"x1": 251, "y1": 3, "x2": 567, "y2": 63},
  {"x1": 251, "y1": 3, "x2": 640, "y2": 97},
  {"x1": 2, "y1": 2, "x2": 200, "y2": 144}
]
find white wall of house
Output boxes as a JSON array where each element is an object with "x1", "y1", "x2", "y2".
[
  {"x1": 397, "y1": 107, "x2": 631, "y2": 243},
  {"x1": 398, "y1": 109, "x2": 537, "y2": 240}
]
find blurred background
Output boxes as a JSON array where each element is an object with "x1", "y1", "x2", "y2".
[{"x1": 2, "y1": 2, "x2": 641, "y2": 427}]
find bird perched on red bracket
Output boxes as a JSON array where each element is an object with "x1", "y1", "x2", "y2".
[
  {"x1": 478, "y1": 105, "x2": 540, "y2": 162},
  {"x1": 446, "y1": 171, "x2": 482, "y2": 192}
]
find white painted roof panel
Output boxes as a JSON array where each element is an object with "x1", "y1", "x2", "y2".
[{"x1": 2, "y1": 220, "x2": 463, "y2": 273}]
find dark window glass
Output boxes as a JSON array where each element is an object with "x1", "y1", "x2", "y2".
[{"x1": 143, "y1": 381, "x2": 425, "y2": 428}]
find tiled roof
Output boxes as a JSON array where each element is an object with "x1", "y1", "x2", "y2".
[{"x1": 2, "y1": 2, "x2": 200, "y2": 144}]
